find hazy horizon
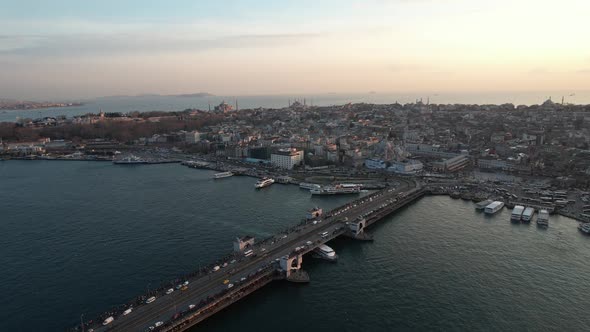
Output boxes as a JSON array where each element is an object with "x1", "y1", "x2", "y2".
[{"x1": 2, "y1": 0, "x2": 590, "y2": 100}]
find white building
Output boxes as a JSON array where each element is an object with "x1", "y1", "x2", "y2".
[
  {"x1": 388, "y1": 159, "x2": 423, "y2": 174},
  {"x1": 185, "y1": 131, "x2": 200, "y2": 144},
  {"x1": 270, "y1": 148, "x2": 304, "y2": 169}
]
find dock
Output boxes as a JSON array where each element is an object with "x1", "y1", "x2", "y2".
[{"x1": 74, "y1": 179, "x2": 425, "y2": 332}]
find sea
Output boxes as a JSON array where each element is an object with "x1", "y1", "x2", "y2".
[
  {"x1": 1, "y1": 160, "x2": 590, "y2": 331},
  {"x1": 2, "y1": 91, "x2": 590, "y2": 122}
]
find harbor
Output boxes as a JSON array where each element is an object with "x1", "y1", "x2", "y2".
[{"x1": 2, "y1": 161, "x2": 590, "y2": 332}]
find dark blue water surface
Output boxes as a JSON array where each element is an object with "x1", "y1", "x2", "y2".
[{"x1": 1, "y1": 161, "x2": 589, "y2": 332}]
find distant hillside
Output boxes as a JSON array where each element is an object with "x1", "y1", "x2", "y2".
[{"x1": 170, "y1": 92, "x2": 214, "y2": 98}]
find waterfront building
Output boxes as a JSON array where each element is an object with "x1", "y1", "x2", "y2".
[
  {"x1": 365, "y1": 158, "x2": 387, "y2": 169},
  {"x1": 432, "y1": 155, "x2": 470, "y2": 173},
  {"x1": 270, "y1": 148, "x2": 304, "y2": 169},
  {"x1": 388, "y1": 159, "x2": 424, "y2": 174}
]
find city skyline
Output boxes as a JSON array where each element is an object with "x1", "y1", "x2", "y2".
[{"x1": 2, "y1": 0, "x2": 590, "y2": 99}]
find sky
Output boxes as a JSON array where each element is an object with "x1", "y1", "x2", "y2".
[{"x1": 1, "y1": 0, "x2": 590, "y2": 100}]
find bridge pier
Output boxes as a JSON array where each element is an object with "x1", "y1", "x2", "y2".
[
  {"x1": 280, "y1": 254, "x2": 310, "y2": 283},
  {"x1": 344, "y1": 218, "x2": 373, "y2": 240}
]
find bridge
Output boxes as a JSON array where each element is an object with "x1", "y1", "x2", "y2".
[{"x1": 76, "y1": 179, "x2": 425, "y2": 332}]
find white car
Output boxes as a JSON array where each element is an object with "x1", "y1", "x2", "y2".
[
  {"x1": 102, "y1": 317, "x2": 114, "y2": 326},
  {"x1": 183, "y1": 281, "x2": 189, "y2": 286},
  {"x1": 189, "y1": 304, "x2": 196, "y2": 310},
  {"x1": 166, "y1": 288, "x2": 174, "y2": 295},
  {"x1": 227, "y1": 283, "x2": 234, "y2": 289},
  {"x1": 155, "y1": 321, "x2": 163, "y2": 327},
  {"x1": 306, "y1": 241, "x2": 312, "y2": 246},
  {"x1": 122, "y1": 308, "x2": 133, "y2": 316},
  {"x1": 240, "y1": 277, "x2": 247, "y2": 282},
  {"x1": 146, "y1": 296, "x2": 156, "y2": 304}
]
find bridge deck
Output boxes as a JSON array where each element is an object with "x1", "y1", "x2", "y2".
[{"x1": 80, "y1": 179, "x2": 422, "y2": 332}]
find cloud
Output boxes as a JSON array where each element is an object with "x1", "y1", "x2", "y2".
[{"x1": 0, "y1": 32, "x2": 319, "y2": 57}]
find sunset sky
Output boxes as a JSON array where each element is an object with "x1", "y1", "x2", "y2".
[{"x1": 1, "y1": 0, "x2": 590, "y2": 99}]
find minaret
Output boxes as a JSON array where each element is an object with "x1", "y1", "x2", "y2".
[
  {"x1": 235, "y1": 99, "x2": 239, "y2": 111},
  {"x1": 208, "y1": 101, "x2": 211, "y2": 112}
]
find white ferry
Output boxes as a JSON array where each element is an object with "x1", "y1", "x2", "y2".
[
  {"x1": 213, "y1": 171, "x2": 234, "y2": 179},
  {"x1": 511, "y1": 205, "x2": 525, "y2": 222},
  {"x1": 484, "y1": 201, "x2": 504, "y2": 215},
  {"x1": 299, "y1": 182, "x2": 321, "y2": 190},
  {"x1": 313, "y1": 244, "x2": 338, "y2": 261},
  {"x1": 537, "y1": 209, "x2": 549, "y2": 227},
  {"x1": 255, "y1": 177, "x2": 275, "y2": 189},
  {"x1": 310, "y1": 184, "x2": 361, "y2": 195},
  {"x1": 521, "y1": 207, "x2": 535, "y2": 223}
]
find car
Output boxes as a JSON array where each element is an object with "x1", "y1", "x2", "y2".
[
  {"x1": 223, "y1": 279, "x2": 230, "y2": 284},
  {"x1": 222, "y1": 262, "x2": 228, "y2": 267},
  {"x1": 212, "y1": 265, "x2": 220, "y2": 272},
  {"x1": 183, "y1": 281, "x2": 189, "y2": 286},
  {"x1": 188, "y1": 304, "x2": 196, "y2": 310},
  {"x1": 146, "y1": 296, "x2": 156, "y2": 304},
  {"x1": 261, "y1": 248, "x2": 266, "y2": 252},
  {"x1": 102, "y1": 317, "x2": 114, "y2": 326},
  {"x1": 227, "y1": 283, "x2": 234, "y2": 289},
  {"x1": 122, "y1": 308, "x2": 133, "y2": 316},
  {"x1": 155, "y1": 321, "x2": 163, "y2": 327},
  {"x1": 181, "y1": 286, "x2": 188, "y2": 291},
  {"x1": 306, "y1": 241, "x2": 312, "y2": 246},
  {"x1": 166, "y1": 288, "x2": 174, "y2": 295},
  {"x1": 240, "y1": 277, "x2": 247, "y2": 282},
  {"x1": 230, "y1": 259, "x2": 237, "y2": 264}
]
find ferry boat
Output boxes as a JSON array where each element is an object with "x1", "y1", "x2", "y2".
[
  {"x1": 537, "y1": 209, "x2": 549, "y2": 227},
  {"x1": 310, "y1": 184, "x2": 361, "y2": 195},
  {"x1": 255, "y1": 177, "x2": 275, "y2": 189},
  {"x1": 299, "y1": 182, "x2": 321, "y2": 190},
  {"x1": 213, "y1": 171, "x2": 233, "y2": 179},
  {"x1": 511, "y1": 205, "x2": 525, "y2": 222},
  {"x1": 113, "y1": 155, "x2": 148, "y2": 165},
  {"x1": 484, "y1": 201, "x2": 504, "y2": 215},
  {"x1": 578, "y1": 223, "x2": 590, "y2": 235},
  {"x1": 475, "y1": 199, "x2": 493, "y2": 211},
  {"x1": 521, "y1": 207, "x2": 535, "y2": 223},
  {"x1": 312, "y1": 244, "x2": 338, "y2": 261}
]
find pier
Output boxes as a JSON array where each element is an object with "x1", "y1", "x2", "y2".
[{"x1": 76, "y1": 179, "x2": 425, "y2": 332}]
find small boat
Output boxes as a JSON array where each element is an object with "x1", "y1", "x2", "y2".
[
  {"x1": 484, "y1": 201, "x2": 504, "y2": 215},
  {"x1": 578, "y1": 223, "x2": 590, "y2": 235},
  {"x1": 475, "y1": 199, "x2": 492, "y2": 211},
  {"x1": 510, "y1": 205, "x2": 525, "y2": 222},
  {"x1": 213, "y1": 171, "x2": 233, "y2": 179},
  {"x1": 255, "y1": 177, "x2": 275, "y2": 189},
  {"x1": 537, "y1": 209, "x2": 549, "y2": 227}
]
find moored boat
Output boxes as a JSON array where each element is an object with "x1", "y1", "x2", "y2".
[
  {"x1": 213, "y1": 171, "x2": 233, "y2": 179},
  {"x1": 511, "y1": 205, "x2": 525, "y2": 222},
  {"x1": 537, "y1": 209, "x2": 549, "y2": 227},
  {"x1": 312, "y1": 244, "x2": 338, "y2": 261},
  {"x1": 484, "y1": 201, "x2": 504, "y2": 215},
  {"x1": 522, "y1": 207, "x2": 534, "y2": 223},
  {"x1": 475, "y1": 199, "x2": 493, "y2": 211},
  {"x1": 310, "y1": 184, "x2": 361, "y2": 195}
]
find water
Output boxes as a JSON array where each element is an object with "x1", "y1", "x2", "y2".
[
  {"x1": 1, "y1": 161, "x2": 589, "y2": 331},
  {"x1": 2, "y1": 91, "x2": 590, "y2": 122}
]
